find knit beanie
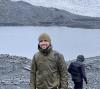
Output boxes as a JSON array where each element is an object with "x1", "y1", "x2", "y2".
[{"x1": 38, "y1": 33, "x2": 51, "y2": 43}]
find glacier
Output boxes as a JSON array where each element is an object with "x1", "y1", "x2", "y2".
[{"x1": 12, "y1": 0, "x2": 100, "y2": 17}]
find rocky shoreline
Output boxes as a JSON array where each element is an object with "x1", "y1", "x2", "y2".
[
  {"x1": 0, "y1": 54, "x2": 31, "y2": 89},
  {"x1": 0, "y1": 54, "x2": 100, "y2": 89}
]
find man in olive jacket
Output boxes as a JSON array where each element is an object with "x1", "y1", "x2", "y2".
[{"x1": 30, "y1": 33, "x2": 68, "y2": 89}]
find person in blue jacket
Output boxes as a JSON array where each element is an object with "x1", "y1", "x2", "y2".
[{"x1": 68, "y1": 55, "x2": 87, "y2": 89}]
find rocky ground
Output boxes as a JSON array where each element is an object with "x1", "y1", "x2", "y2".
[
  {"x1": 0, "y1": 54, "x2": 31, "y2": 89},
  {"x1": 0, "y1": 54, "x2": 100, "y2": 89},
  {"x1": 0, "y1": 0, "x2": 100, "y2": 29}
]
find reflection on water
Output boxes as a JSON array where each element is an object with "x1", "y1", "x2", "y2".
[{"x1": 0, "y1": 26, "x2": 100, "y2": 60}]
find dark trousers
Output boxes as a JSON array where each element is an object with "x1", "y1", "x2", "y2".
[{"x1": 74, "y1": 81, "x2": 83, "y2": 89}]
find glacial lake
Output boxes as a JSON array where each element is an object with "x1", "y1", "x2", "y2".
[{"x1": 0, "y1": 26, "x2": 100, "y2": 61}]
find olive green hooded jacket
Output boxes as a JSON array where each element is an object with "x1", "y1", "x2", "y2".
[{"x1": 30, "y1": 46, "x2": 68, "y2": 89}]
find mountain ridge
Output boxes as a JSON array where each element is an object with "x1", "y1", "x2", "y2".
[
  {"x1": 12, "y1": 0, "x2": 100, "y2": 17},
  {"x1": 0, "y1": 0, "x2": 100, "y2": 29}
]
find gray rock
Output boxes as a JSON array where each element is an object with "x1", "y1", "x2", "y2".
[
  {"x1": 0, "y1": 54, "x2": 100, "y2": 89},
  {"x1": 0, "y1": 54, "x2": 31, "y2": 89},
  {"x1": 0, "y1": 0, "x2": 100, "y2": 29}
]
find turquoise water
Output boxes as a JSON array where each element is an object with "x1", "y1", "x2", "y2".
[{"x1": 0, "y1": 26, "x2": 100, "y2": 60}]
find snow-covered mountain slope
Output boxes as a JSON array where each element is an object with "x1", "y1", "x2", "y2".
[{"x1": 12, "y1": 0, "x2": 100, "y2": 17}]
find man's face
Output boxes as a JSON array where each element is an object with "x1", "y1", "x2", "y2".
[{"x1": 39, "y1": 40, "x2": 50, "y2": 49}]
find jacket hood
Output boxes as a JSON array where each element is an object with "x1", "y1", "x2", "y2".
[{"x1": 76, "y1": 55, "x2": 85, "y2": 62}]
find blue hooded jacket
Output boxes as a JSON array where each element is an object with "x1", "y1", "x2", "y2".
[{"x1": 68, "y1": 55, "x2": 87, "y2": 83}]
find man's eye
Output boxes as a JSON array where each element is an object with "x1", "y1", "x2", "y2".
[
  {"x1": 44, "y1": 40, "x2": 47, "y2": 42},
  {"x1": 40, "y1": 40, "x2": 42, "y2": 42}
]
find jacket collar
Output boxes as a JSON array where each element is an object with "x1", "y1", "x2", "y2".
[{"x1": 38, "y1": 44, "x2": 52, "y2": 56}]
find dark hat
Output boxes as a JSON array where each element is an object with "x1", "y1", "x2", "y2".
[
  {"x1": 77, "y1": 55, "x2": 85, "y2": 62},
  {"x1": 38, "y1": 33, "x2": 51, "y2": 43}
]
